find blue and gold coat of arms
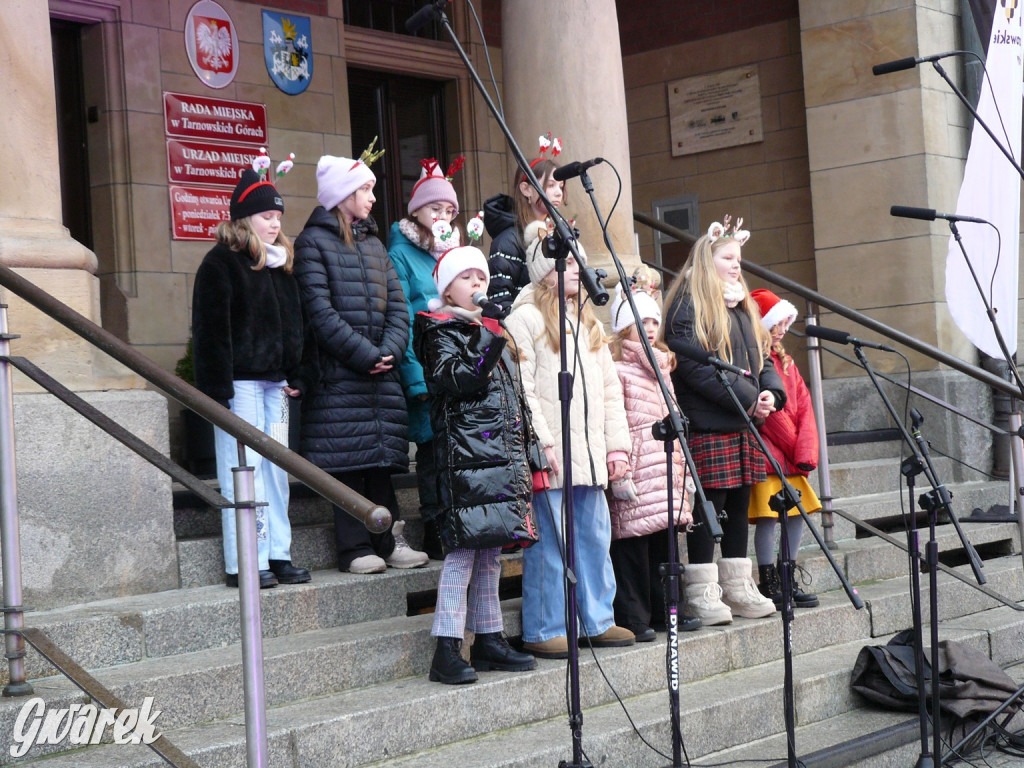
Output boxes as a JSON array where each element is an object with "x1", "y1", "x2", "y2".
[{"x1": 263, "y1": 11, "x2": 312, "y2": 95}]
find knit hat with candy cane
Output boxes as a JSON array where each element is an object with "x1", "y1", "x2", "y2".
[
  {"x1": 751, "y1": 288, "x2": 798, "y2": 332},
  {"x1": 408, "y1": 157, "x2": 462, "y2": 216},
  {"x1": 428, "y1": 246, "x2": 490, "y2": 311}
]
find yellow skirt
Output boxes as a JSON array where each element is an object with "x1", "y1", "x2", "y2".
[{"x1": 748, "y1": 475, "x2": 821, "y2": 520}]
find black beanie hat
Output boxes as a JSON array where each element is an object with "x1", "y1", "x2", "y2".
[{"x1": 230, "y1": 168, "x2": 285, "y2": 221}]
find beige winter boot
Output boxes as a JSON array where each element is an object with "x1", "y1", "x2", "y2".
[
  {"x1": 682, "y1": 562, "x2": 732, "y2": 625},
  {"x1": 718, "y1": 557, "x2": 776, "y2": 619}
]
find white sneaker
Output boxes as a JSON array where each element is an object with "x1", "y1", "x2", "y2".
[
  {"x1": 347, "y1": 554, "x2": 387, "y2": 574},
  {"x1": 385, "y1": 521, "x2": 429, "y2": 569}
]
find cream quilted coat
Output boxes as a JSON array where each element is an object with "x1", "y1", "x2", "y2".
[{"x1": 504, "y1": 286, "x2": 630, "y2": 490}]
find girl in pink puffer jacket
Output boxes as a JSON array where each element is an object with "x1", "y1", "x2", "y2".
[{"x1": 607, "y1": 270, "x2": 696, "y2": 641}]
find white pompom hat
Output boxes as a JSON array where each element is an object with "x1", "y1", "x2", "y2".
[
  {"x1": 428, "y1": 246, "x2": 490, "y2": 311},
  {"x1": 609, "y1": 283, "x2": 662, "y2": 334},
  {"x1": 316, "y1": 155, "x2": 376, "y2": 212}
]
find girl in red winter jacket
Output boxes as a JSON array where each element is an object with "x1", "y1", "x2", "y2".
[{"x1": 747, "y1": 288, "x2": 821, "y2": 608}]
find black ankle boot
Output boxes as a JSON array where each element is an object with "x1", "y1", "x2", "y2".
[
  {"x1": 780, "y1": 561, "x2": 820, "y2": 608},
  {"x1": 429, "y1": 637, "x2": 478, "y2": 685},
  {"x1": 268, "y1": 560, "x2": 311, "y2": 584},
  {"x1": 421, "y1": 518, "x2": 445, "y2": 561},
  {"x1": 758, "y1": 563, "x2": 783, "y2": 608},
  {"x1": 471, "y1": 632, "x2": 537, "y2": 672}
]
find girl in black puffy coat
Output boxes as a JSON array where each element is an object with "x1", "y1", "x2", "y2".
[
  {"x1": 414, "y1": 246, "x2": 538, "y2": 685},
  {"x1": 292, "y1": 151, "x2": 428, "y2": 575}
]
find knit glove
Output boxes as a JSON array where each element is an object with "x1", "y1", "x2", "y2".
[{"x1": 611, "y1": 474, "x2": 638, "y2": 502}]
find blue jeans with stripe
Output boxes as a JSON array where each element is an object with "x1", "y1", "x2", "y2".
[{"x1": 214, "y1": 379, "x2": 293, "y2": 574}]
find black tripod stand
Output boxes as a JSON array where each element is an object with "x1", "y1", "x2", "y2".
[
  {"x1": 567, "y1": 163, "x2": 724, "y2": 767},
  {"x1": 847, "y1": 343, "x2": 985, "y2": 767},
  {"x1": 708, "y1": 364, "x2": 862, "y2": 768}
]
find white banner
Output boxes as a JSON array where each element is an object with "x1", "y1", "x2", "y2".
[{"x1": 945, "y1": 2, "x2": 1023, "y2": 359}]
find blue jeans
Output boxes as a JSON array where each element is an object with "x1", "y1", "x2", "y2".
[
  {"x1": 214, "y1": 379, "x2": 292, "y2": 574},
  {"x1": 521, "y1": 486, "x2": 617, "y2": 643}
]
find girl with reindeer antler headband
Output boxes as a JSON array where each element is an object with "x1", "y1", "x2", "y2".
[
  {"x1": 292, "y1": 139, "x2": 430, "y2": 576},
  {"x1": 661, "y1": 215, "x2": 786, "y2": 626},
  {"x1": 388, "y1": 155, "x2": 487, "y2": 562},
  {"x1": 192, "y1": 149, "x2": 313, "y2": 589},
  {"x1": 483, "y1": 132, "x2": 568, "y2": 315}
]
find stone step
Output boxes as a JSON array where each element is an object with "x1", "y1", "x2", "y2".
[
  {"x1": 7, "y1": 554, "x2": 1023, "y2": 765},
  {"x1": 825, "y1": 479, "x2": 1013, "y2": 541},
  {"x1": 824, "y1": 455, "x2": 960, "y2": 500}
]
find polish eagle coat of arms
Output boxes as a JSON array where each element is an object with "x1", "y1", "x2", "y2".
[{"x1": 184, "y1": 1, "x2": 238, "y2": 89}]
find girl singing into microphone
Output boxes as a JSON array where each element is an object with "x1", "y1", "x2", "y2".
[{"x1": 662, "y1": 216, "x2": 785, "y2": 624}]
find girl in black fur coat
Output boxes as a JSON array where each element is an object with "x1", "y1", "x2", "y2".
[{"x1": 192, "y1": 167, "x2": 311, "y2": 589}]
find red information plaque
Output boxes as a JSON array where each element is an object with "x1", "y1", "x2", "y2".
[
  {"x1": 166, "y1": 138, "x2": 258, "y2": 186},
  {"x1": 163, "y1": 92, "x2": 267, "y2": 145},
  {"x1": 169, "y1": 185, "x2": 232, "y2": 241}
]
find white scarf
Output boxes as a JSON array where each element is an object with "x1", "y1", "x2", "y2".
[
  {"x1": 264, "y1": 242, "x2": 287, "y2": 269},
  {"x1": 722, "y1": 280, "x2": 745, "y2": 308},
  {"x1": 399, "y1": 218, "x2": 460, "y2": 259}
]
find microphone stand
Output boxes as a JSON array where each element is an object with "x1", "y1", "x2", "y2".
[
  {"x1": 573, "y1": 167, "x2": 723, "y2": 767},
  {"x1": 710, "y1": 365, "x2": 863, "y2": 768},
  {"x1": 420, "y1": 6, "x2": 607, "y2": 766},
  {"x1": 929, "y1": 61, "x2": 1024, "y2": 182},
  {"x1": 850, "y1": 342, "x2": 986, "y2": 768}
]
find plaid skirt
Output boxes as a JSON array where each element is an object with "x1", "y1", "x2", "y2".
[{"x1": 688, "y1": 431, "x2": 766, "y2": 489}]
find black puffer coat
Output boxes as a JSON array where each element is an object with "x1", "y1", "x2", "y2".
[
  {"x1": 665, "y1": 295, "x2": 786, "y2": 433},
  {"x1": 293, "y1": 207, "x2": 409, "y2": 472},
  {"x1": 483, "y1": 193, "x2": 528, "y2": 313},
  {"x1": 414, "y1": 309, "x2": 535, "y2": 549}
]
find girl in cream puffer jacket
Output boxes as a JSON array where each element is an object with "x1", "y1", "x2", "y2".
[{"x1": 503, "y1": 219, "x2": 635, "y2": 657}]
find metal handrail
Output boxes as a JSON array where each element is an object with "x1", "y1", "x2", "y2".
[
  {"x1": 0, "y1": 263, "x2": 391, "y2": 532},
  {"x1": 633, "y1": 211, "x2": 1019, "y2": 398}
]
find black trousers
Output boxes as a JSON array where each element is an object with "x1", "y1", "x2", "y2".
[
  {"x1": 332, "y1": 467, "x2": 399, "y2": 570},
  {"x1": 686, "y1": 485, "x2": 751, "y2": 563},
  {"x1": 610, "y1": 529, "x2": 675, "y2": 629}
]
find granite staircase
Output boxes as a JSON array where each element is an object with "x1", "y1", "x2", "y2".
[{"x1": 2, "y1": 432, "x2": 1022, "y2": 767}]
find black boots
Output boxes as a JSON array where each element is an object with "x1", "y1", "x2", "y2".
[
  {"x1": 430, "y1": 634, "x2": 538, "y2": 684},
  {"x1": 269, "y1": 560, "x2": 311, "y2": 584},
  {"x1": 429, "y1": 637, "x2": 478, "y2": 685},
  {"x1": 758, "y1": 563, "x2": 820, "y2": 608},
  {"x1": 471, "y1": 632, "x2": 537, "y2": 672}
]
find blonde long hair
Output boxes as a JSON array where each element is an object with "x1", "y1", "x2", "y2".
[
  {"x1": 662, "y1": 233, "x2": 770, "y2": 365},
  {"x1": 530, "y1": 280, "x2": 607, "y2": 355},
  {"x1": 216, "y1": 218, "x2": 294, "y2": 272}
]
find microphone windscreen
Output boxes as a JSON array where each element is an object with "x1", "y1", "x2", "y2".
[
  {"x1": 805, "y1": 325, "x2": 850, "y2": 345},
  {"x1": 872, "y1": 57, "x2": 917, "y2": 76}
]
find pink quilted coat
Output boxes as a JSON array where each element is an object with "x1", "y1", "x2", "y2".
[{"x1": 609, "y1": 339, "x2": 695, "y2": 540}]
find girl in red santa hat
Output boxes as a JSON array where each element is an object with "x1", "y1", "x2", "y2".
[{"x1": 747, "y1": 288, "x2": 821, "y2": 608}]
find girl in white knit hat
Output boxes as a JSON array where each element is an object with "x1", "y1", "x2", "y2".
[
  {"x1": 413, "y1": 245, "x2": 539, "y2": 684},
  {"x1": 606, "y1": 267, "x2": 697, "y2": 640},
  {"x1": 503, "y1": 220, "x2": 636, "y2": 658},
  {"x1": 292, "y1": 143, "x2": 429, "y2": 575}
]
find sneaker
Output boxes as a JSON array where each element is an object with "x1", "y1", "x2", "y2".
[
  {"x1": 385, "y1": 521, "x2": 429, "y2": 569},
  {"x1": 346, "y1": 554, "x2": 387, "y2": 574},
  {"x1": 522, "y1": 636, "x2": 569, "y2": 659},
  {"x1": 580, "y1": 625, "x2": 635, "y2": 648}
]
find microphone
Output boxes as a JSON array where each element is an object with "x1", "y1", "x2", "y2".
[
  {"x1": 872, "y1": 50, "x2": 960, "y2": 76},
  {"x1": 805, "y1": 324, "x2": 896, "y2": 352},
  {"x1": 674, "y1": 340, "x2": 755, "y2": 379},
  {"x1": 552, "y1": 158, "x2": 604, "y2": 182},
  {"x1": 405, "y1": 1, "x2": 447, "y2": 34},
  {"x1": 471, "y1": 292, "x2": 491, "y2": 308},
  {"x1": 890, "y1": 205, "x2": 987, "y2": 225}
]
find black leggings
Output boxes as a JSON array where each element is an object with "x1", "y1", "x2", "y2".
[{"x1": 686, "y1": 486, "x2": 751, "y2": 563}]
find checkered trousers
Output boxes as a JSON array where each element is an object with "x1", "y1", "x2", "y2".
[{"x1": 431, "y1": 547, "x2": 503, "y2": 639}]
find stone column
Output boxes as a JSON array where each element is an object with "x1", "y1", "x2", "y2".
[
  {"x1": 799, "y1": 1, "x2": 992, "y2": 478},
  {"x1": 0, "y1": 0, "x2": 132, "y2": 390},
  {"x1": 501, "y1": 0, "x2": 638, "y2": 282},
  {"x1": 800, "y1": 0, "x2": 969, "y2": 375}
]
